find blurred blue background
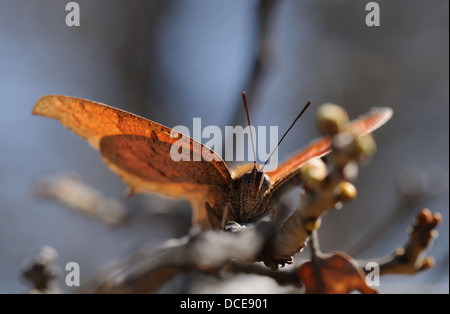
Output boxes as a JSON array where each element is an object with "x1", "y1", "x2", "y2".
[{"x1": 0, "y1": 0, "x2": 448, "y2": 293}]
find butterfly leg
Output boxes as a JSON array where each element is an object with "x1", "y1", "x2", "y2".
[{"x1": 221, "y1": 203, "x2": 233, "y2": 229}]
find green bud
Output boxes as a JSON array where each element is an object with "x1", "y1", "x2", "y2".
[
  {"x1": 316, "y1": 103, "x2": 349, "y2": 136},
  {"x1": 300, "y1": 159, "x2": 327, "y2": 190},
  {"x1": 334, "y1": 182, "x2": 357, "y2": 202}
]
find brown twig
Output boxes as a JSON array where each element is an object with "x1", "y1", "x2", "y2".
[
  {"x1": 263, "y1": 129, "x2": 372, "y2": 267},
  {"x1": 35, "y1": 172, "x2": 128, "y2": 226},
  {"x1": 348, "y1": 167, "x2": 437, "y2": 257},
  {"x1": 80, "y1": 226, "x2": 265, "y2": 293},
  {"x1": 358, "y1": 208, "x2": 441, "y2": 276}
]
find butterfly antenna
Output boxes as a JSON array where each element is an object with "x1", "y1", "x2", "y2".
[
  {"x1": 261, "y1": 100, "x2": 312, "y2": 172},
  {"x1": 242, "y1": 91, "x2": 257, "y2": 170}
]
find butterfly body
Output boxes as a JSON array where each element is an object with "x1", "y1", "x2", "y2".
[{"x1": 33, "y1": 95, "x2": 392, "y2": 230}]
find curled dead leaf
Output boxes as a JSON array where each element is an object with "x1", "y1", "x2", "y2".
[{"x1": 298, "y1": 252, "x2": 378, "y2": 294}]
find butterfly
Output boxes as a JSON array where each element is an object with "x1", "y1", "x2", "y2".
[{"x1": 32, "y1": 95, "x2": 392, "y2": 230}]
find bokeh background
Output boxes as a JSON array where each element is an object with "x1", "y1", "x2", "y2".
[{"x1": 0, "y1": 0, "x2": 448, "y2": 293}]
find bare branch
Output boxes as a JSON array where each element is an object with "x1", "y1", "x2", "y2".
[
  {"x1": 264, "y1": 129, "x2": 375, "y2": 266},
  {"x1": 225, "y1": 262, "x2": 303, "y2": 287},
  {"x1": 35, "y1": 172, "x2": 128, "y2": 226},
  {"x1": 80, "y1": 226, "x2": 265, "y2": 293},
  {"x1": 359, "y1": 208, "x2": 441, "y2": 276}
]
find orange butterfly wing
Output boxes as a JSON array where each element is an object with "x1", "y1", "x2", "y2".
[
  {"x1": 267, "y1": 107, "x2": 393, "y2": 191},
  {"x1": 32, "y1": 95, "x2": 231, "y2": 228}
]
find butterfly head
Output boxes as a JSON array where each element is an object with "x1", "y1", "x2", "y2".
[
  {"x1": 238, "y1": 165, "x2": 271, "y2": 197},
  {"x1": 225, "y1": 165, "x2": 272, "y2": 225},
  {"x1": 236, "y1": 165, "x2": 271, "y2": 200}
]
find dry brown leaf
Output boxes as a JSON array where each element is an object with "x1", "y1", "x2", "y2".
[{"x1": 298, "y1": 252, "x2": 378, "y2": 294}]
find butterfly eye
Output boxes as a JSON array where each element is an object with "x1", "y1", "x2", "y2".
[{"x1": 260, "y1": 174, "x2": 271, "y2": 192}]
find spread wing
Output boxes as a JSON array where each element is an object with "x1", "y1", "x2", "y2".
[
  {"x1": 267, "y1": 107, "x2": 393, "y2": 192},
  {"x1": 33, "y1": 95, "x2": 232, "y2": 228}
]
